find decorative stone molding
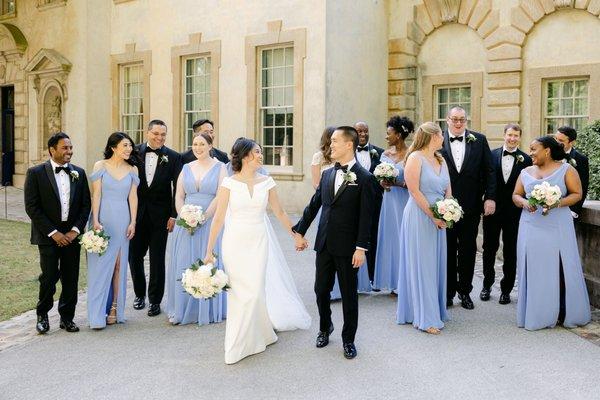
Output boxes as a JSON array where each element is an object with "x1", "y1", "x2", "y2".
[
  {"x1": 37, "y1": 0, "x2": 67, "y2": 11},
  {"x1": 389, "y1": 0, "x2": 600, "y2": 135},
  {"x1": 170, "y1": 33, "x2": 221, "y2": 151},
  {"x1": 244, "y1": 21, "x2": 306, "y2": 181},
  {"x1": 25, "y1": 48, "x2": 72, "y2": 161}
]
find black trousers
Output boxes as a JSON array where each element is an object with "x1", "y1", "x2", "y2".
[
  {"x1": 129, "y1": 211, "x2": 168, "y2": 304},
  {"x1": 37, "y1": 242, "x2": 81, "y2": 321},
  {"x1": 482, "y1": 211, "x2": 519, "y2": 294},
  {"x1": 315, "y1": 245, "x2": 359, "y2": 343},
  {"x1": 446, "y1": 212, "x2": 480, "y2": 299}
]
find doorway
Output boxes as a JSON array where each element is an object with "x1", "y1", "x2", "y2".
[{"x1": 1, "y1": 86, "x2": 15, "y2": 186}]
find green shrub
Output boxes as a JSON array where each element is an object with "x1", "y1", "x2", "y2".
[{"x1": 577, "y1": 120, "x2": 600, "y2": 200}]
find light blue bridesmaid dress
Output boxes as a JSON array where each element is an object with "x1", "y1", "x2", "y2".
[
  {"x1": 373, "y1": 156, "x2": 409, "y2": 292},
  {"x1": 517, "y1": 163, "x2": 591, "y2": 330},
  {"x1": 166, "y1": 162, "x2": 226, "y2": 325},
  {"x1": 87, "y1": 167, "x2": 139, "y2": 329},
  {"x1": 396, "y1": 155, "x2": 449, "y2": 331}
]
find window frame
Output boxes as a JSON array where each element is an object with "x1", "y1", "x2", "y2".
[
  {"x1": 434, "y1": 84, "x2": 472, "y2": 131},
  {"x1": 111, "y1": 44, "x2": 151, "y2": 145},
  {"x1": 170, "y1": 34, "x2": 220, "y2": 152},
  {"x1": 245, "y1": 22, "x2": 306, "y2": 181},
  {"x1": 0, "y1": 0, "x2": 16, "y2": 19},
  {"x1": 119, "y1": 63, "x2": 145, "y2": 144},
  {"x1": 257, "y1": 45, "x2": 295, "y2": 168},
  {"x1": 542, "y1": 77, "x2": 589, "y2": 135},
  {"x1": 182, "y1": 54, "x2": 212, "y2": 150}
]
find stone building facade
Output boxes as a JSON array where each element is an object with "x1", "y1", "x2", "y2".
[{"x1": 0, "y1": 0, "x2": 599, "y2": 210}]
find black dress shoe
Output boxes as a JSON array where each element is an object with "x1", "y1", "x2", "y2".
[
  {"x1": 446, "y1": 298, "x2": 453, "y2": 308},
  {"x1": 36, "y1": 315, "x2": 49, "y2": 334},
  {"x1": 458, "y1": 293, "x2": 475, "y2": 310},
  {"x1": 499, "y1": 293, "x2": 511, "y2": 305},
  {"x1": 59, "y1": 320, "x2": 80, "y2": 332},
  {"x1": 343, "y1": 342, "x2": 357, "y2": 359},
  {"x1": 147, "y1": 303, "x2": 161, "y2": 317},
  {"x1": 479, "y1": 288, "x2": 491, "y2": 301},
  {"x1": 133, "y1": 297, "x2": 146, "y2": 310},
  {"x1": 316, "y1": 324, "x2": 334, "y2": 348}
]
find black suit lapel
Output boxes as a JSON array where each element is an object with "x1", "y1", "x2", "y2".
[
  {"x1": 507, "y1": 150, "x2": 522, "y2": 184},
  {"x1": 442, "y1": 131, "x2": 458, "y2": 173},
  {"x1": 332, "y1": 164, "x2": 358, "y2": 204},
  {"x1": 326, "y1": 167, "x2": 336, "y2": 202},
  {"x1": 44, "y1": 161, "x2": 60, "y2": 202},
  {"x1": 462, "y1": 130, "x2": 472, "y2": 173},
  {"x1": 68, "y1": 165, "x2": 76, "y2": 205}
]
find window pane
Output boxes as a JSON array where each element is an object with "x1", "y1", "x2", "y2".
[
  {"x1": 547, "y1": 81, "x2": 559, "y2": 98},
  {"x1": 285, "y1": 112, "x2": 293, "y2": 126},
  {"x1": 264, "y1": 147, "x2": 274, "y2": 164},
  {"x1": 263, "y1": 127, "x2": 273, "y2": 146},
  {"x1": 285, "y1": 65, "x2": 293, "y2": 85},
  {"x1": 574, "y1": 98, "x2": 587, "y2": 115},
  {"x1": 273, "y1": 67, "x2": 284, "y2": 86},
  {"x1": 285, "y1": 47, "x2": 294, "y2": 66},
  {"x1": 449, "y1": 88, "x2": 459, "y2": 103},
  {"x1": 438, "y1": 88, "x2": 448, "y2": 103},
  {"x1": 547, "y1": 99, "x2": 558, "y2": 116},
  {"x1": 561, "y1": 98, "x2": 573, "y2": 115},
  {"x1": 273, "y1": 48, "x2": 284, "y2": 66},
  {"x1": 562, "y1": 81, "x2": 573, "y2": 98},
  {"x1": 574, "y1": 80, "x2": 588, "y2": 97}
]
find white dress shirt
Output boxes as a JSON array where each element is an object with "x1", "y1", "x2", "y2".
[
  {"x1": 47, "y1": 160, "x2": 79, "y2": 237},
  {"x1": 355, "y1": 144, "x2": 371, "y2": 171},
  {"x1": 334, "y1": 159, "x2": 356, "y2": 195},
  {"x1": 449, "y1": 131, "x2": 466, "y2": 172},
  {"x1": 145, "y1": 144, "x2": 160, "y2": 186},
  {"x1": 501, "y1": 146, "x2": 516, "y2": 183}
]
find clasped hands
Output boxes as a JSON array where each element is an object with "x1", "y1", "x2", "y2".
[
  {"x1": 293, "y1": 232, "x2": 309, "y2": 252},
  {"x1": 51, "y1": 230, "x2": 79, "y2": 247}
]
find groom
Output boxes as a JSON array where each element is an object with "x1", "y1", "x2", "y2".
[{"x1": 293, "y1": 126, "x2": 378, "y2": 359}]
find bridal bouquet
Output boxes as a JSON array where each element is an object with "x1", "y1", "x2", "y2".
[
  {"x1": 79, "y1": 229, "x2": 110, "y2": 256},
  {"x1": 181, "y1": 258, "x2": 230, "y2": 299},
  {"x1": 431, "y1": 198, "x2": 463, "y2": 228},
  {"x1": 373, "y1": 162, "x2": 400, "y2": 191},
  {"x1": 176, "y1": 204, "x2": 207, "y2": 234},
  {"x1": 528, "y1": 181, "x2": 562, "y2": 216}
]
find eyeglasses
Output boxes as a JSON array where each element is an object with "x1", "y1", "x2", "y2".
[{"x1": 448, "y1": 117, "x2": 467, "y2": 124}]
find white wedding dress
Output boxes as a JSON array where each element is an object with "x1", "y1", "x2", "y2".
[{"x1": 220, "y1": 176, "x2": 310, "y2": 364}]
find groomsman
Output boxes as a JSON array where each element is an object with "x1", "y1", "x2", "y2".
[
  {"x1": 293, "y1": 126, "x2": 378, "y2": 359},
  {"x1": 440, "y1": 107, "x2": 496, "y2": 310},
  {"x1": 554, "y1": 126, "x2": 589, "y2": 219},
  {"x1": 354, "y1": 121, "x2": 384, "y2": 283},
  {"x1": 481, "y1": 124, "x2": 531, "y2": 304},
  {"x1": 24, "y1": 132, "x2": 91, "y2": 334},
  {"x1": 129, "y1": 120, "x2": 182, "y2": 316},
  {"x1": 181, "y1": 119, "x2": 229, "y2": 164}
]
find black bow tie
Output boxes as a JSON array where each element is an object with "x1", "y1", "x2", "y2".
[
  {"x1": 357, "y1": 146, "x2": 368, "y2": 152},
  {"x1": 54, "y1": 166, "x2": 69, "y2": 174},
  {"x1": 145, "y1": 147, "x2": 161, "y2": 154},
  {"x1": 450, "y1": 136, "x2": 463, "y2": 143},
  {"x1": 503, "y1": 150, "x2": 517, "y2": 157},
  {"x1": 334, "y1": 163, "x2": 348, "y2": 173}
]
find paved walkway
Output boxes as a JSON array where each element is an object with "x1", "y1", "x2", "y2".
[{"x1": 1, "y1": 212, "x2": 600, "y2": 399}]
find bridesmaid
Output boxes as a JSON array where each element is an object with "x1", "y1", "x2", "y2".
[
  {"x1": 373, "y1": 116, "x2": 413, "y2": 294},
  {"x1": 513, "y1": 136, "x2": 591, "y2": 331},
  {"x1": 396, "y1": 122, "x2": 450, "y2": 334},
  {"x1": 87, "y1": 132, "x2": 139, "y2": 329},
  {"x1": 166, "y1": 133, "x2": 227, "y2": 326}
]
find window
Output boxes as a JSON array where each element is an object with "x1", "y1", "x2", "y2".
[
  {"x1": 183, "y1": 56, "x2": 211, "y2": 149},
  {"x1": 544, "y1": 78, "x2": 589, "y2": 134},
  {"x1": 0, "y1": 0, "x2": 15, "y2": 16},
  {"x1": 435, "y1": 85, "x2": 471, "y2": 131},
  {"x1": 120, "y1": 64, "x2": 144, "y2": 144},
  {"x1": 259, "y1": 46, "x2": 294, "y2": 167}
]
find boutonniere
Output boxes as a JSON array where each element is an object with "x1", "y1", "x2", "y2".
[
  {"x1": 370, "y1": 148, "x2": 379, "y2": 158},
  {"x1": 342, "y1": 171, "x2": 357, "y2": 184},
  {"x1": 466, "y1": 133, "x2": 476, "y2": 143},
  {"x1": 516, "y1": 154, "x2": 525, "y2": 163},
  {"x1": 160, "y1": 154, "x2": 169, "y2": 165},
  {"x1": 69, "y1": 170, "x2": 79, "y2": 182},
  {"x1": 569, "y1": 158, "x2": 577, "y2": 167}
]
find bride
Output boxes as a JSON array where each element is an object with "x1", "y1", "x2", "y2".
[{"x1": 204, "y1": 138, "x2": 311, "y2": 364}]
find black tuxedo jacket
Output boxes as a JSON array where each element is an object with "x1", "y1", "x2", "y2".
[
  {"x1": 568, "y1": 148, "x2": 589, "y2": 216},
  {"x1": 440, "y1": 130, "x2": 496, "y2": 215},
  {"x1": 356, "y1": 143, "x2": 384, "y2": 174},
  {"x1": 491, "y1": 147, "x2": 532, "y2": 216},
  {"x1": 293, "y1": 163, "x2": 378, "y2": 257},
  {"x1": 24, "y1": 161, "x2": 91, "y2": 245},
  {"x1": 136, "y1": 144, "x2": 182, "y2": 222},
  {"x1": 181, "y1": 147, "x2": 229, "y2": 165}
]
